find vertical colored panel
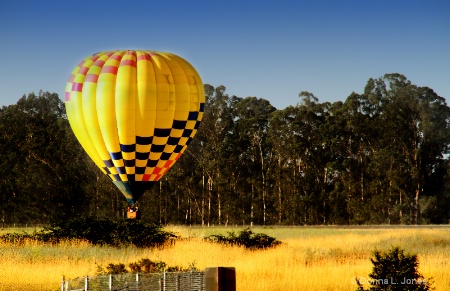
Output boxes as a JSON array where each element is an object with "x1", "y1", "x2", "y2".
[
  {"x1": 136, "y1": 51, "x2": 157, "y2": 139},
  {"x1": 161, "y1": 53, "x2": 191, "y2": 122},
  {"x1": 135, "y1": 51, "x2": 158, "y2": 181},
  {"x1": 66, "y1": 57, "x2": 107, "y2": 173},
  {"x1": 81, "y1": 54, "x2": 111, "y2": 163},
  {"x1": 96, "y1": 51, "x2": 124, "y2": 158},
  {"x1": 150, "y1": 53, "x2": 175, "y2": 130},
  {"x1": 116, "y1": 51, "x2": 137, "y2": 167}
]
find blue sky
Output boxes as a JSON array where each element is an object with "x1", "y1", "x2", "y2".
[{"x1": 1, "y1": 0, "x2": 449, "y2": 110}]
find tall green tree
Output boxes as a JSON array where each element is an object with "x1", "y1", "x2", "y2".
[{"x1": 233, "y1": 96, "x2": 276, "y2": 225}]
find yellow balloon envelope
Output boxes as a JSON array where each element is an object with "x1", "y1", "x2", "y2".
[{"x1": 65, "y1": 50, "x2": 205, "y2": 205}]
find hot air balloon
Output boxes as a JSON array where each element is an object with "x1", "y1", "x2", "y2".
[{"x1": 65, "y1": 50, "x2": 205, "y2": 219}]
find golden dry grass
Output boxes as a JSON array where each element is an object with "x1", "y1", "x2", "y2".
[{"x1": 1, "y1": 226, "x2": 450, "y2": 290}]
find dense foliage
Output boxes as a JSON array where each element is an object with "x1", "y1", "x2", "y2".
[
  {"x1": 97, "y1": 258, "x2": 196, "y2": 275},
  {"x1": 1, "y1": 73, "x2": 449, "y2": 225},
  {"x1": 205, "y1": 228, "x2": 281, "y2": 249},
  {"x1": 0, "y1": 217, "x2": 176, "y2": 247},
  {"x1": 356, "y1": 247, "x2": 434, "y2": 291}
]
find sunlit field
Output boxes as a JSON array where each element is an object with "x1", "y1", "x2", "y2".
[{"x1": 1, "y1": 225, "x2": 450, "y2": 291}]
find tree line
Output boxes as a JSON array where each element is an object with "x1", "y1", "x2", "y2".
[{"x1": 1, "y1": 73, "x2": 449, "y2": 225}]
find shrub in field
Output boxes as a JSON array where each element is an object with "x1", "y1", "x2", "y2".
[
  {"x1": 355, "y1": 247, "x2": 434, "y2": 291},
  {"x1": 0, "y1": 217, "x2": 177, "y2": 248},
  {"x1": 0, "y1": 232, "x2": 34, "y2": 244},
  {"x1": 114, "y1": 219, "x2": 177, "y2": 248},
  {"x1": 205, "y1": 228, "x2": 281, "y2": 249},
  {"x1": 128, "y1": 258, "x2": 167, "y2": 273},
  {"x1": 106, "y1": 263, "x2": 128, "y2": 274},
  {"x1": 97, "y1": 258, "x2": 195, "y2": 275}
]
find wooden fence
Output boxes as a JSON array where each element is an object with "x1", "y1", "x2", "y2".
[{"x1": 62, "y1": 267, "x2": 236, "y2": 291}]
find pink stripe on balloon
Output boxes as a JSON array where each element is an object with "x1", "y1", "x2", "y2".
[
  {"x1": 102, "y1": 66, "x2": 118, "y2": 75},
  {"x1": 110, "y1": 54, "x2": 122, "y2": 61},
  {"x1": 72, "y1": 82, "x2": 83, "y2": 92},
  {"x1": 85, "y1": 74, "x2": 99, "y2": 83},
  {"x1": 120, "y1": 59, "x2": 137, "y2": 67},
  {"x1": 137, "y1": 54, "x2": 151, "y2": 61},
  {"x1": 78, "y1": 66, "x2": 89, "y2": 75},
  {"x1": 94, "y1": 59, "x2": 105, "y2": 67},
  {"x1": 90, "y1": 55, "x2": 100, "y2": 62}
]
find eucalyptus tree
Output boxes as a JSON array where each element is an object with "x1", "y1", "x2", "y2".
[
  {"x1": 233, "y1": 96, "x2": 276, "y2": 225},
  {"x1": 0, "y1": 103, "x2": 27, "y2": 223},
  {"x1": 293, "y1": 92, "x2": 332, "y2": 224},
  {"x1": 376, "y1": 74, "x2": 450, "y2": 224},
  {"x1": 268, "y1": 106, "x2": 299, "y2": 223},
  {"x1": 194, "y1": 84, "x2": 235, "y2": 225},
  {"x1": 327, "y1": 92, "x2": 379, "y2": 223},
  {"x1": 0, "y1": 92, "x2": 92, "y2": 223},
  {"x1": 328, "y1": 74, "x2": 450, "y2": 224}
]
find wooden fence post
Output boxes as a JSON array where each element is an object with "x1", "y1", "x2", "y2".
[
  {"x1": 163, "y1": 271, "x2": 166, "y2": 291},
  {"x1": 136, "y1": 273, "x2": 140, "y2": 289},
  {"x1": 159, "y1": 275, "x2": 163, "y2": 291},
  {"x1": 85, "y1": 276, "x2": 89, "y2": 291},
  {"x1": 205, "y1": 267, "x2": 236, "y2": 291},
  {"x1": 176, "y1": 274, "x2": 180, "y2": 290}
]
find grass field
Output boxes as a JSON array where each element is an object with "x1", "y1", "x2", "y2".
[{"x1": 1, "y1": 225, "x2": 450, "y2": 290}]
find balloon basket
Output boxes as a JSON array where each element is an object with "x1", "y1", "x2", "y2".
[{"x1": 126, "y1": 206, "x2": 141, "y2": 220}]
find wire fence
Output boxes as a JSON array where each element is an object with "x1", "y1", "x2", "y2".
[{"x1": 62, "y1": 271, "x2": 206, "y2": 291}]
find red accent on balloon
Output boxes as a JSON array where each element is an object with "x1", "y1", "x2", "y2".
[
  {"x1": 85, "y1": 74, "x2": 99, "y2": 83},
  {"x1": 78, "y1": 66, "x2": 89, "y2": 75},
  {"x1": 164, "y1": 160, "x2": 174, "y2": 168},
  {"x1": 120, "y1": 59, "x2": 137, "y2": 68},
  {"x1": 137, "y1": 54, "x2": 152, "y2": 61},
  {"x1": 93, "y1": 59, "x2": 105, "y2": 67},
  {"x1": 72, "y1": 82, "x2": 83, "y2": 92},
  {"x1": 110, "y1": 54, "x2": 122, "y2": 61},
  {"x1": 102, "y1": 66, "x2": 118, "y2": 75}
]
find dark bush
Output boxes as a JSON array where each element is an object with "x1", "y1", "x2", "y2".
[
  {"x1": 97, "y1": 259, "x2": 194, "y2": 275},
  {"x1": 205, "y1": 228, "x2": 281, "y2": 249},
  {"x1": 114, "y1": 219, "x2": 177, "y2": 248},
  {"x1": 130, "y1": 258, "x2": 166, "y2": 273},
  {"x1": 355, "y1": 247, "x2": 434, "y2": 291},
  {"x1": 1, "y1": 232, "x2": 31, "y2": 245},
  {"x1": 46, "y1": 217, "x2": 118, "y2": 245},
  {"x1": 0, "y1": 217, "x2": 177, "y2": 248},
  {"x1": 106, "y1": 263, "x2": 128, "y2": 274}
]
